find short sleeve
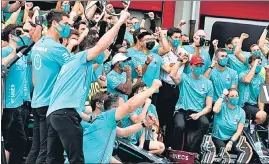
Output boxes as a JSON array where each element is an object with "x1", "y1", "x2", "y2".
[
  {"x1": 3, "y1": 4, "x2": 11, "y2": 12},
  {"x1": 239, "y1": 71, "x2": 248, "y2": 82},
  {"x1": 1, "y1": 46, "x2": 14, "y2": 58},
  {"x1": 151, "y1": 45, "x2": 161, "y2": 54},
  {"x1": 93, "y1": 52, "x2": 105, "y2": 64},
  {"x1": 149, "y1": 105, "x2": 158, "y2": 119},
  {"x1": 207, "y1": 80, "x2": 214, "y2": 97},
  {"x1": 231, "y1": 70, "x2": 239, "y2": 85},
  {"x1": 239, "y1": 108, "x2": 246, "y2": 124},
  {"x1": 104, "y1": 108, "x2": 117, "y2": 129},
  {"x1": 107, "y1": 73, "x2": 121, "y2": 89},
  {"x1": 51, "y1": 45, "x2": 71, "y2": 66}
]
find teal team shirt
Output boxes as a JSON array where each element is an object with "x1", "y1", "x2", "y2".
[
  {"x1": 145, "y1": 104, "x2": 158, "y2": 141},
  {"x1": 227, "y1": 53, "x2": 248, "y2": 74},
  {"x1": 107, "y1": 70, "x2": 128, "y2": 102},
  {"x1": 126, "y1": 47, "x2": 143, "y2": 80},
  {"x1": 2, "y1": 45, "x2": 26, "y2": 108},
  {"x1": 103, "y1": 61, "x2": 112, "y2": 74},
  {"x1": 23, "y1": 52, "x2": 33, "y2": 102},
  {"x1": 83, "y1": 109, "x2": 117, "y2": 163},
  {"x1": 151, "y1": 45, "x2": 161, "y2": 54},
  {"x1": 176, "y1": 73, "x2": 213, "y2": 112},
  {"x1": 31, "y1": 36, "x2": 70, "y2": 108},
  {"x1": 47, "y1": 50, "x2": 94, "y2": 116},
  {"x1": 210, "y1": 67, "x2": 238, "y2": 102},
  {"x1": 212, "y1": 103, "x2": 245, "y2": 140},
  {"x1": 238, "y1": 70, "x2": 265, "y2": 107},
  {"x1": 182, "y1": 45, "x2": 211, "y2": 74},
  {"x1": 134, "y1": 52, "x2": 164, "y2": 88}
]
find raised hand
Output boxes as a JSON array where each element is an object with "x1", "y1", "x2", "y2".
[
  {"x1": 151, "y1": 79, "x2": 162, "y2": 90},
  {"x1": 240, "y1": 33, "x2": 249, "y2": 40},
  {"x1": 119, "y1": 11, "x2": 130, "y2": 23}
]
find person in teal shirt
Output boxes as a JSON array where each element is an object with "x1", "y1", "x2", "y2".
[
  {"x1": 224, "y1": 37, "x2": 249, "y2": 74},
  {"x1": 82, "y1": 79, "x2": 162, "y2": 163},
  {"x1": 212, "y1": 88, "x2": 246, "y2": 154},
  {"x1": 125, "y1": 82, "x2": 164, "y2": 154},
  {"x1": 1, "y1": 24, "x2": 28, "y2": 164},
  {"x1": 46, "y1": 11, "x2": 130, "y2": 164},
  {"x1": 204, "y1": 48, "x2": 238, "y2": 102},
  {"x1": 170, "y1": 55, "x2": 213, "y2": 152},
  {"x1": 107, "y1": 53, "x2": 132, "y2": 102},
  {"x1": 27, "y1": 9, "x2": 72, "y2": 164},
  {"x1": 238, "y1": 55, "x2": 267, "y2": 124},
  {"x1": 182, "y1": 30, "x2": 211, "y2": 74},
  {"x1": 134, "y1": 31, "x2": 170, "y2": 89}
]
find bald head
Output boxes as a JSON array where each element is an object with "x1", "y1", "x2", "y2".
[{"x1": 194, "y1": 30, "x2": 207, "y2": 38}]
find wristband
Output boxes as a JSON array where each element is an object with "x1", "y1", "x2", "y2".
[
  {"x1": 100, "y1": 86, "x2": 107, "y2": 89},
  {"x1": 138, "y1": 76, "x2": 143, "y2": 78},
  {"x1": 145, "y1": 62, "x2": 150, "y2": 65},
  {"x1": 220, "y1": 94, "x2": 225, "y2": 99},
  {"x1": 141, "y1": 121, "x2": 146, "y2": 128},
  {"x1": 177, "y1": 58, "x2": 183, "y2": 63},
  {"x1": 209, "y1": 66, "x2": 214, "y2": 69}
]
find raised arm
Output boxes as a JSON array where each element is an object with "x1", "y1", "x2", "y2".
[
  {"x1": 157, "y1": 27, "x2": 170, "y2": 55},
  {"x1": 87, "y1": 11, "x2": 130, "y2": 61},
  {"x1": 241, "y1": 59, "x2": 259, "y2": 83},
  {"x1": 258, "y1": 25, "x2": 269, "y2": 56},
  {"x1": 234, "y1": 33, "x2": 248, "y2": 64},
  {"x1": 4, "y1": 1, "x2": 24, "y2": 13},
  {"x1": 169, "y1": 53, "x2": 188, "y2": 85},
  {"x1": 116, "y1": 115, "x2": 153, "y2": 137},
  {"x1": 115, "y1": 80, "x2": 162, "y2": 121},
  {"x1": 129, "y1": 99, "x2": 151, "y2": 124},
  {"x1": 213, "y1": 89, "x2": 229, "y2": 113},
  {"x1": 204, "y1": 59, "x2": 217, "y2": 79},
  {"x1": 115, "y1": 66, "x2": 132, "y2": 95}
]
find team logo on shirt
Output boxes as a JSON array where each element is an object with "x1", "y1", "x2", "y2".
[
  {"x1": 226, "y1": 77, "x2": 230, "y2": 82},
  {"x1": 234, "y1": 115, "x2": 239, "y2": 123},
  {"x1": 34, "y1": 54, "x2": 42, "y2": 70}
]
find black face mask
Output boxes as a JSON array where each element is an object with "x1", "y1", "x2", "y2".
[
  {"x1": 182, "y1": 41, "x2": 190, "y2": 46},
  {"x1": 199, "y1": 37, "x2": 206, "y2": 47},
  {"x1": 71, "y1": 45, "x2": 78, "y2": 53},
  {"x1": 146, "y1": 41, "x2": 155, "y2": 50}
]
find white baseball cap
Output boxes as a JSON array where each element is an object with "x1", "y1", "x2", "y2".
[{"x1": 111, "y1": 53, "x2": 131, "y2": 65}]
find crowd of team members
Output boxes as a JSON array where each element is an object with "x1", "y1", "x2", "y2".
[{"x1": 1, "y1": 1, "x2": 269, "y2": 164}]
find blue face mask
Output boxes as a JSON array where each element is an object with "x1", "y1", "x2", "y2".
[
  {"x1": 255, "y1": 65, "x2": 262, "y2": 74},
  {"x1": 62, "y1": 4, "x2": 70, "y2": 13},
  {"x1": 252, "y1": 51, "x2": 261, "y2": 56},
  {"x1": 55, "y1": 23, "x2": 71, "y2": 38},
  {"x1": 229, "y1": 97, "x2": 239, "y2": 106},
  {"x1": 119, "y1": 62, "x2": 128, "y2": 71},
  {"x1": 193, "y1": 66, "x2": 202, "y2": 76},
  {"x1": 133, "y1": 23, "x2": 140, "y2": 30},
  {"x1": 226, "y1": 49, "x2": 234, "y2": 54},
  {"x1": 171, "y1": 39, "x2": 180, "y2": 48},
  {"x1": 13, "y1": 35, "x2": 29, "y2": 47},
  {"x1": 218, "y1": 57, "x2": 228, "y2": 67}
]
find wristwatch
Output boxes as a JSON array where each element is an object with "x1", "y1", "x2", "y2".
[
  {"x1": 141, "y1": 121, "x2": 146, "y2": 128},
  {"x1": 229, "y1": 140, "x2": 234, "y2": 145},
  {"x1": 138, "y1": 76, "x2": 143, "y2": 79},
  {"x1": 209, "y1": 66, "x2": 214, "y2": 69},
  {"x1": 145, "y1": 61, "x2": 150, "y2": 65},
  {"x1": 177, "y1": 58, "x2": 183, "y2": 63},
  {"x1": 220, "y1": 94, "x2": 225, "y2": 99}
]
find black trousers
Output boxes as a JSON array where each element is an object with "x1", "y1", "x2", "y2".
[
  {"x1": 26, "y1": 106, "x2": 48, "y2": 164},
  {"x1": 1, "y1": 106, "x2": 27, "y2": 164},
  {"x1": 46, "y1": 108, "x2": 84, "y2": 164},
  {"x1": 212, "y1": 137, "x2": 239, "y2": 154},
  {"x1": 21, "y1": 101, "x2": 31, "y2": 155},
  {"x1": 156, "y1": 81, "x2": 179, "y2": 147},
  {"x1": 172, "y1": 109, "x2": 209, "y2": 153}
]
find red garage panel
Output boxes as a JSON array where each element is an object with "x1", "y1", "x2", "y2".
[
  {"x1": 200, "y1": 1, "x2": 269, "y2": 21},
  {"x1": 110, "y1": 1, "x2": 163, "y2": 12},
  {"x1": 110, "y1": 1, "x2": 175, "y2": 28}
]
